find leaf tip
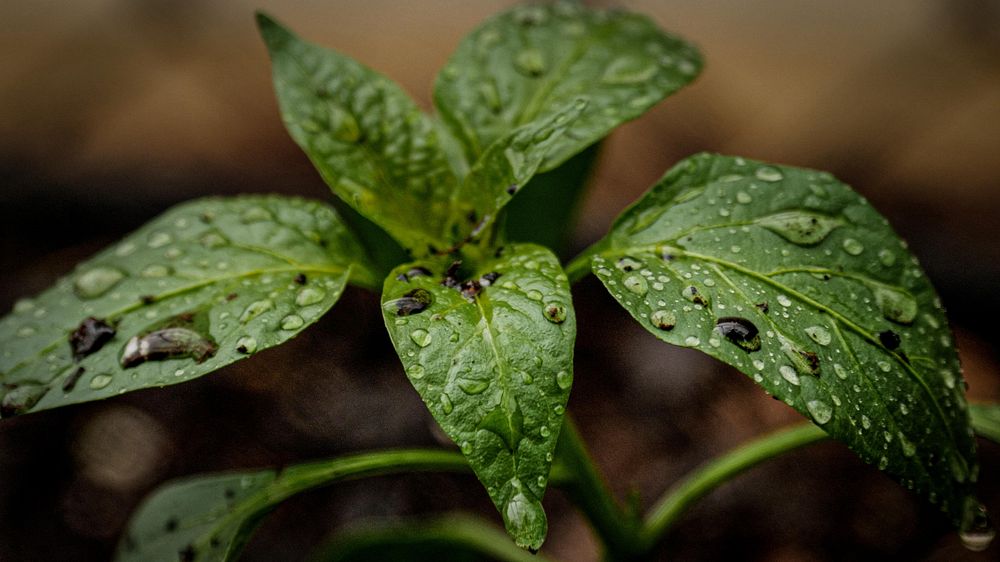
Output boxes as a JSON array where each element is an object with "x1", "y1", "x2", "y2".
[{"x1": 254, "y1": 10, "x2": 291, "y2": 49}]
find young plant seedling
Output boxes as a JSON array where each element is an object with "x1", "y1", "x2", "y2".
[{"x1": 0, "y1": 2, "x2": 996, "y2": 560}]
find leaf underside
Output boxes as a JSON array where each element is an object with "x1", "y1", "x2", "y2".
[
  {"x1": 434, "y1": 1, "x2": 701, "y2": 171},
  {"x1": 381, "y1": 244, "x2": 575, "y2": 550},
  {"x1": 590, "y1": 152, "x2": 979, "y2": 524},
  {"x1": 0, "y1": 196, "x2": 369, "y2": 416}
]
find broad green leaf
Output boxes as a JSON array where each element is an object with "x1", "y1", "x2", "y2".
[
  {"x1": 115, "y1": 449, "x2": 467, "y2": 562},
  {"x1": 587, "y1": 153, "x2": 980, "y2": 526},
  {"x1": 434, "y1": 1, "x2": 701, "y2": 171},
  {"x1": 257, "y1": 13, "x2": 459, "y2": 254},
  {"x1": 444, "y1": 98, "x2": 587, "y2": 248},
  {"x1": 971, "y1": 403, "x2": 1000, "y2": 444},
  {"x1": 311, "y1": 516, "x2": 550, "y2": 562},
  {"x1": 380, "y1": 244, "x2": 576, "y2": 550},
  {"x1": 0, "y1": 196, "x2": 372, "y2": 417}
]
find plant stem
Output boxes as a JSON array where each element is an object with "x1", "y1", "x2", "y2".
[
  {"x1": 314, "y1": 515, "x2": 556, "y2": 562},
  {"x1": 564, "y1": 242, "x2": 605, "y2": 284},
  {"x1": 639, "y1": 423, "x2": 828, "y2": 551},
  {"x1": 556, "y1": 415, "x2": 643, "y2": 560}
]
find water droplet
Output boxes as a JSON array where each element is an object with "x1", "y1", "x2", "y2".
[
  {"x1": 543, "y1": 302, "x2": 567, "y2": 324},
  {"x1": 526, "y1": 290, "x2": 543, "y2": 301},
  {"x1": 236, "y1": 336, "x2": 257, "y2": 354},
  {"x1": 240, "y1": 299, "x2": 273, "y2": 322},
  {"x1": 410, "y1": 329, "x2": 432, "y2": 348},
  {"x1": 601, "y1": 56, "x2": 657, "y2": 84},
  {"x1": 16, "y1": 326, "x2": 36, "y2": 338},
  {"x1": 554, "y1": 405, "x2": 564, "y2": 415},
  {"x1": 872, "y1": 285, "x2": 917, "y2": 324},
  {"x1": 754, "y1": 166, "x2": 783, "y2": 182},
  {"x1": 199, "y1": 231, "x2": 228, "y2": 249},
  {"x1": 537, "y1": 475, "x2": 547, "y2": 488},
  {"x1": 684, "y1": 335, "x2": 701, "y2": 347},
  {"x1": 715, "y1": 317, "x2": 761, "y2": 352},
  {"x1": 959, "y1": 500, "x2": 995, "y2": 552},
  {"x1": 295, "y1": 286, "x2": 326, "y2": 306},
  {"x1": 899, "y1": 433, "x2": 916, "y2": 457},
  {"x1": 842, "y1": 238, "x2": 865, "y2": 256},
  {"x1": 649, "y1": 309, "x2": 676, "y2": 330},
  {"x1": 555, "y1": 370, "x2": 572, "y2": 390},
  {"x1": 521, "y1": 371, "x2": 534, "y2": 385},
  {"x1": 878, "y1": 249, "x2": 896, "y2": 266},
  {"x1": 408, "y1": 364, "x2": 426, "y2": 380},
  {"x1": 776, "y1": 295, "x2": 792, "y2": 307},
  {"x1": 503, "y1": 487, "x2": 545, "y2": 547},
  {"x1": 752, "y1": 359, "x2": 766, "y2": 370},
  {"x1": 141, "y1": 264, "x2": 171, "y2": 278},
  {"x1": 440, "y1": 393, "x2": 453, "y2": 414},
  {"x1": 833, "y1": 363, "x2": 849, "y2": 380},
  {"x1": 458, "y1": 378, "x2": 489, "y2": 395},
  {"x1": 147, "y1": 231, "x2": 172, "y2": 248},
  {"x1": 120, "y1": 313, "x2": 218, "y2": 368},
  {"x1": 681, "y1": 285, "x2": 709, "y2": 306},
  {"x1": 115, "y1": 242, "x2": 137, "y2": 257},
  {"x1": 615, "y1": 256, "x2": 642, "y2": 272},
  {"x1": 736, "y1": 191, "x2": 753, "y2": 204},
  {"x1": 0, "y1": 384, "x2": 49, "y2": 417},
  {"x1": 861, "y1": 415, "x2": 871, "y2": 429},
  {"x1": 806, "y1": 399, "x2": 833, "y2": 424},
  {"x1": 878, "y1": 456, "x2": 889, "y2": 470},
  {"x1": 386, "y1": 288, "x2": 433, "y2": 316},
  {"x1": 240, "y1": 206, "x2": 273, "y2": 223},
  {"x1": 756, "y1": 211, "x2": 842, "y2": 245},
  {"x1": 74, "y1": 267, "x2": 125, "y2": 299},
  {"x1": 280, "y1": 314, "x2": 304, "y2": 330},
  {"x1": 779, "y1": 365, "x2": 800, "y2": 385},
  {"x1": 805, "y1": 326, "x2": 832, "y2": 346},
  {"x1": 89, "y1": 373, "x2": 113, "y2": 390},
  {"x1": 460, "y1": 441, "x2": 473, "y2": 455},
  {"x1": 514, "y1": 48, "x2": 546, "y2": 77},
  {"x1": 539, "y1": 425, "x2": 551, "y2": 438},
  {"x1": 623, "y1": 274, "x2": 648, "y2": 295}
]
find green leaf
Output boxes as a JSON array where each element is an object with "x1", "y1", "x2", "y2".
[
  {"x1": 115, "y1": 449, "x2": 468, "y2": 562},
  {"x1": 971, "y1": 403, "x2": 1000, "y2": 444},
  {"x1": 0, "y1": 196, "x2": 371, "y2": 417},
  {"x1": 587, "y1": 152, "x2": 980, "y2": 526},
  {"x1": 380, "y1": 244, "x2": 575, "y2": 550},
  {"x1": 445, "y1": 98, "x2": 587, "y2": 248},
  {"x1": 257, "y1": 13, "x2": 459, "y2": 254},
  {"x1": 434, "y1": 1, "x2": 701, "y2": 171}
]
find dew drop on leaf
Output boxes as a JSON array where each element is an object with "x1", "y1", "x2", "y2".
[
  {"x1": 410, "y1": 329, "x2": 432, "y2": 348},
  {"x1": 89, "y1": 373, "x2": 114, "y2": 390},
  {"x1": 649, "y1": 309, "x2": 676, "y2": 330},
  {"x1": 806, "y1": 399, "x2": 833, "y2": 424},
  {"x1": 235, "y1": 336, "x2": 257, "y2": 354},
  {"x1": 542, "y1": 302, "x2": 567, "y2": 324},
  {"x1": 458, "y1": 378, "x2": 490, "y2": 395},
  {"x1": 440, "y1": 392, "x2": 454, "y2": 414},
  {"x1": 555, "y1": 370, "x2": 572, "y2": 390},
  {"x1": 779, "y1": 365, "x2": 800, "y2": 385},
  {"x1": 959, "y1": 500, "x2": 996, "y2": 552},
  {"x1": 295, "y1": 286, "x2": 326, "y2": 306},
  {"x1": 240, "y1": 299, "x2": 274, "y2": 323},
  {"x1": 872, "y1": 285, "x2": 918, "y2": 324},
  {"x1": 0, "y1": 384, "x2": 48, "y2": 417},
  {"x1": 623, "y1": 274, "x2": 648, "y2": 295},
  {"x1": 754, "y1": 166, "x2": 783, "y2": 182},
  {"x1": 805, "y1": 325, "x2": 832, "y2": 346},
  {"x1": 280, "y1": 314, "x2": 304, "y2": 330},
  {"x1": 514, "y1": 48, "x2": 546, "y2": 77},
  {"x1": 74, "y1": 267, "x2": 125, "y2": 299},
  {"x1": 842, "y1": 238, "x2": 865, "y2": 256},
  {"x1": 141, "y1": 264, "x2": 171, "y2": 278},
  {"x1": 756, "y1": 211, "x2": 841, "y2": 246}
]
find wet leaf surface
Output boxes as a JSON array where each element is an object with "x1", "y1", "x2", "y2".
[
  {"x1": 587, "y1": 152, "x2": 980, "y2": 526},
  {"x1": 381, "y1": 244, "x2": 575, "y2": 550},
  {"x1": 0, "y1": 196, "x2": 371, "y2": 416}
]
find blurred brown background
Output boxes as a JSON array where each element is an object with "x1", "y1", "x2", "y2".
[{"x1": 1, "y1": 1, "x2": 999, "y2": 560}]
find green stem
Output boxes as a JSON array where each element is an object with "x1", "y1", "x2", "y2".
[
  {"x1": 565, "y1": 242, "x2": 605, "y2": 284},
  {"x1": 639, "y1": 423, "x2": 828, "y2": 550},
  {"x1": 556, "y1": 416, "x2": 643, "y2": 560},
  {"x1": 313, "y1": 515, "x2": 555, "y2": 562}
]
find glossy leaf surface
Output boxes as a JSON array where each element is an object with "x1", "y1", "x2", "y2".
[
  {"x1": 434, "y1": 1, "x2": 701, "y2": 170},
  {"x1": 588, "y1": 152, "x2": 979, "y2": 524},
  {"x1": 258, "y1": 13, "x2": 458, "y2": 254},
  {"x1": 116, "y1": 450, "x2": 467, "y2": 562},
  {"x1": 0, "y1": 196, "x2": 370, "y2": 416},
  {"x1": 381, "y1": 244, "x2": 576, "y2": 549}
]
